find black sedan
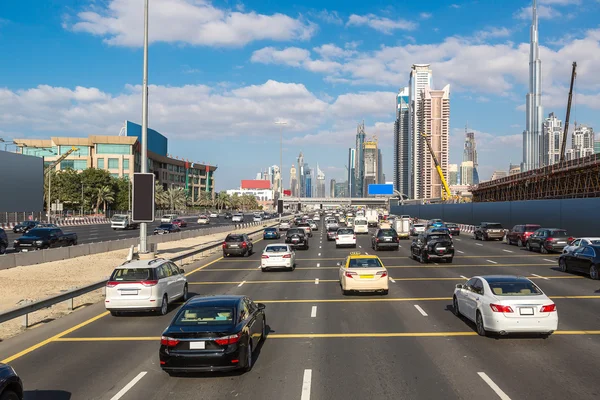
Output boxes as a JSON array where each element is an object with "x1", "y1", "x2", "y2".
[
  {"x1": 153, "y1": 223, "x2": 180, "y2": 235},
  {"x1": 160, "y1": 295, "x2": 267, "y2": 375},
  {"x1": 558, "y1": 244, "x2": 600, "y2": 280},
  {"x1": 0, "y1": 363, "x2": 23, "y2": 400},
  {"x1": 446, "y1": 223, "x2": 460, "y2": 236},
  {"x1": 12, "y1": 221, "x2": 39, "y2": 234}
]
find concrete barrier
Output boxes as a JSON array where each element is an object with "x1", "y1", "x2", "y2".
[
  {"x1": 69, "y1": 244, "x2": 91, "y2": 259},
  {"x1": 42, "y1": 247, "x2": 70, "y2": 263}
]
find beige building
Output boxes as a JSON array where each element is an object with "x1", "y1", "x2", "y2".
[
  {"x1": 363, "y1": 140, "x2": 379, "y2": 190},
  {"x1": 420, "y1": 84, "x2": 450, "y2": 199},
  {"x1": 460, "y1": 161, "x2": 474, "y2": 186}
]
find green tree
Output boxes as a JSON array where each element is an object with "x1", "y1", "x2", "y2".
[
  {"x1": 165, "y1": 187, "x2": 187, "y2": 210},
  {"x1": 215, "y1": 191, "x2": 231, "y2": 211},
  {"x1": 95, "y1": 185, "x2": 115, "y2": 214},
  {"x1": 113, "y1": 177, "x2": 131, "y2": 211}
]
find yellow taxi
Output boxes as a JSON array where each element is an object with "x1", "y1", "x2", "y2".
[{"x1": 337, "y1": 252, "x2": 389, "y2": 295}]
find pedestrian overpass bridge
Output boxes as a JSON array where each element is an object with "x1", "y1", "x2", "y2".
[{"x1": 282, "y1": 197, "x2": 391, "y2": 207}]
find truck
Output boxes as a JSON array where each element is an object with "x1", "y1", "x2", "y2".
[
  {"x1": 13, "y1": 227, "x2": 78, "y2": 252},
  {"x1": 366, "y1": 209, "x2": 379, "y2": 227},
  {"x1": 111, "y1": 214, "x2": 140, "y2": 230},
  {"x1": 393, "y1": 216, "x2": 411, "y2": 239}
]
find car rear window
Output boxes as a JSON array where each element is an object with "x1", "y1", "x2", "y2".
[
  {"x1": 174, "y1": 307, "x2": 235, "y2": 326},
  {"x1": 413, "y1": 224, "x2": 424, "y2": 228},
  {"x1": 487, "y1": 280, "x2": 543, "y2": 296},
  {"x1": 378, "y1": 229, "x2": 396, "y2": 236},
  {"x1": 550, "y1": 230, "x2": 568, "y2": 237},
  {"x1": 265, "y1": 228, "x2": 276, "y2": 232},
  {"x1": 226, "y1": 235, "x2": 244, "y2": 242},
  {"x1": 265, "y1": 245, "x2": 288, "y2": 252},
  {"x1": 427, "y1": 234, "x2": 451, "y2": 241},
  {"x1": 111, "y1": 268, "x2": 153, "y2": 281},
  {"x1": 354, "y1": 220, "x2": 367, "y2": 225},
  {"x1": 338, "y1": 228, "x2": 353, "y2": 235},
  {"x1": 287, "y1": 229, "x2": 304, "y2": 235},
  {"x1": 485, "y1": 223, "x2": 503, "y2": 229},
  {"x1": 348, "y1": 258, "x2": 383, "y2": 268}
]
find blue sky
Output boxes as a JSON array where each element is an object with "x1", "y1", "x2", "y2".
[{"x1": 2, "y1": 0, "x2": 600, "y2": 191}]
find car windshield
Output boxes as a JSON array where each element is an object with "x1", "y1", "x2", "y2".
[
  {"x1": 23, "y1": 229, "x2": 52, "y2": 237},
  {"x1": 265, "y1": 245, "x2": 288, "y2": 253},
  {"x1": 112, "y1": 215, "x2": 127, "y2": 221},
  {"x1": 338, "y1": 229, "x2": 353, "y2": 235},
  {"x1": 158, "y1": 224, "x2": 172, "y2": 229},
  {"x1": 265, "y1": 228, "x2": 276, "y2": 232},
  {"x1": 378, "y1": 229, "x2": 396, "y2": 236},
  {"x1": 487, "y1": 280, "x2": 543, "y2": 296},
  {"x1": 427, "y1": 234, "x2": 451, "y2": 241},
  {"x1": 174, "y1": 307, "x2": 235, "y2": 326},
  {"x1": 111, "y1": 268, "x2": 152, "y2": 281},
  {"x1": 485, "y1": 223, "x2": 503, "y2": 229},
  {"x1": 348, "y1": 258, "x2": 383, "y2": 268},
  {"x1": 550, "y1": 230, "x2": 568, "y2": 237},
  {"x1": 226, "y1": 235, "x2": 244, "y2": 242}
]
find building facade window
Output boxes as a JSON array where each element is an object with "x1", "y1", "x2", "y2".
[
  {"x1": 96, "y1": 144, "x2": 131, "y2": 155},
  {"x1": 110, "y1": 173, "x2": 120, "y2": 179},
  {"x1": 123, "y1": 159, "x2": 130, "y2": 171},
  {"x1": 22, "y1": 147, "x2": 56, "y2": 157},
  {"x1": 97, "y1": 158, "x2": 105, "y2": 169},
  {"x1": 60, "y1": 146, "x2": 90, "y2": 156},
  {"x1": 108, "y1": 158, "x2": 119, "y2": 169},
  {"x1": 60, "y1": 160, "x2": 87, "y2": 170}
]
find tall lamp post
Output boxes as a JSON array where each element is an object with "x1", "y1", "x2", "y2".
[
  {"x1": 139, "y1": 0, "x2": 150, "y2": 254},
  {"x1": 275, "y1": 121, "x2": 287, "y2": 220}
]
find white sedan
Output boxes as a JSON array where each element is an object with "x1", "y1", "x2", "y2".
[
  {"x1": 197, "y1": 216, "x2": 209, "y2": 224},
  {"x1": 562, "y1": 237, "x2": 600, "y2": 254},
  {"x1": 336, "y1": 228, "x2": 356, "y2": 248},
  {"x1": 453, "y1": 275, "x2": 558, "y2": 337},
  {"x1": 209, "y1": 212, "x2": 219, "y2": 218},
  {"x1": 261, "y1": 244, "x2": 296, "y2": 271}
]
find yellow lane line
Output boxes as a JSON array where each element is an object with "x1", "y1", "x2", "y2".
[
  {"x1": 50, "y1": 330, "x2": 600, "y2": 342},
  {"x1": 185, "y1": 257, "x2": 223, "y2": 276},
  {"x1": 1, "y1": 311, "x2": 110, "y2": 364}
]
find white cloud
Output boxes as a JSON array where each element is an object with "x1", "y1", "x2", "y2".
[
  {"x1": 346, "y1": 14, "x2": 418, "y2": 34},
  {"x1": 251, "y1": 47, "x2": 310, "y2": 66},
  {"x1": 420, "y1": 12, "x2": 432, "y2": 20},
  {"x1": 313, "y1": 43, "x2": 356, "y2": 59},
  {"x1": 311, "y1": 9, "x2": 343, "y2": 25},
  {"x1": 66, "y1": 0, "x2": 317, "y2": 47},
  {"x1": 515, "y1": 5, "x2": 562, "y2": 20},
  {"x1": 473, "y1": 27, "x2": 511, "y2": 41},
  {"x1": 450, "y1": 4, "x2": 461, "y2": 9}
]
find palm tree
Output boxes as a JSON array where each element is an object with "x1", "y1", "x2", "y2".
[
  {"x1": 96, "y1": 185, "x2": 115, "y2": 214},
  {"x1": 230, "y1": 193, "x2": 240, "y2": 211},
  {"x1": 215, "y1": 191, "x2": 231, "y2": 211},
  {"x1": 166, "y1": 187, "x2": 187, "y2": 211}
]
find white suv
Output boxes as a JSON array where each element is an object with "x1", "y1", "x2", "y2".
[
  {"x1": 105, "y1": 258, "x2": 188, "y2": 316},
  {"x1": 161, "y1": 214, "x2": 178, "y2": 223},
  {"x1": 232, "y1": 214, "x2": 244, "y2": 222}
]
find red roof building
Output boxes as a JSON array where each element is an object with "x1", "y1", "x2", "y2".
[{"x1": 241, "y1": 180, "x2": 271, "y2": 190}]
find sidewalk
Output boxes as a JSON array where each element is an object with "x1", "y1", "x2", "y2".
[{"x1": 0, "y1": 223, "x2": 267, "y2": 340}]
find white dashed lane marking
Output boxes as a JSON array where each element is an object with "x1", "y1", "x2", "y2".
[
  {"x1": 311, "y1": 306, "x2": 317, "y2": 318},
  {"x1": 414, "y1": 305, "x2": 428, "y2": 316},
  {"x1": 477, "y1": 372, "x2": 512, "y2": 400},
  {"x1": 486, "y1": 260, "x2": 498, "y2": 264}
]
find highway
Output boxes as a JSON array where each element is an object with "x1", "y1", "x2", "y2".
[{"x1": 1, "y1": 221, "x2": 600, "y2": 399}]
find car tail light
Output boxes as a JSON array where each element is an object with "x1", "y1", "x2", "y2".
[
  {"x1": 336, "y1": 235, "x2": 339, "y2": 239},
  {"x1": 214, "y1": 332, "x2": 241, "y2": 345},
  {"x1": 546, "y1": 237, "x2": 555, "y2": 243},
  {"x1": 161, "y1": 336, "x2": 180, "y2": 347},
  {"x1": 375, "y1": 238, "x2": 380, "y2": 243},
  {"x1": 106, "y1": 281, "x2": 119, "y2": 288},
  {"x1": 490, "y1": 304, "x2": 514, "y2": 313},
  {"x1": 141, "y1": 280, "x2": 158, "y2": 287},
  {"x1": 567, "y1": 237, "x2": 573, "y2": 243},
  {"x1": 283, "y1": 254, "x2": 292, "y2": 258},
  {"x1": 344, "y1": 271, "x2": 356, "y2": 278},
  {"x1": 540, "y1": 304, "x2": 556, "y2": 312},
  {"x1": 376, "y1": 271, "x2": 388, "y2": 277},
  {"x1": 353, "y1": 235, "x2": 356, "y2": 239},
  {"x1": 242, "y1": 242, "x2": 248, "y2": 248},
  {"x1": 222, "y1": 242, "x2": 227, "y2": 249},
  {"x1": 261, "y1": 255, "x2": 269, "y2": 259}
]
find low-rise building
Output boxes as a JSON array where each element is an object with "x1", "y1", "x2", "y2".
[{"x1": 227, "y1": 180, "x2": 274, "y2": 210}]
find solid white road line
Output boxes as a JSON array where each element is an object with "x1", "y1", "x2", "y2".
[
  {"x1": 476, "y1": 243, "x2": 483, "y2": 246},
  {"x1": 460, "y1": 275, "x2": 468, "y2": 279},
  {"x1": 301, "y1": 369, "x2": 312, "y2": 400},
  {"x1": 543, "y1": 258, "x2": 556, "y2": 263},
  {"x1": 457, "y1": 250, "x2": 465, "y2": 254},
  {"x1": 486, "y1": 260, "x2": 498, "y2": 264},
  {"x1": 238, "y1": 281, "x2": 246, "y2": 287},
  {"x1": 531, "y1": 273, "x2": 549, "y2": 280},
  {"x1": 414, "y1": 304, "x2": 428, "y2": 316},
  {"x1": 502, "y1": 249, "x2": 513, "y2": 253},
  {"x1": 477, "y1": 372, "x2": 512, "y2": 400},
  {"x1": 315, "y1": 278, "x2": 319, "y2": 285},
  {"x1": 311, "y1": 306, "x2": 317, "y2": 318},
  {"x1": 110, "y1": 371, "x2": 147, "y2": 400}
]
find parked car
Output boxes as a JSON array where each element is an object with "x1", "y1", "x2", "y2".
[
  {"x1": 506, "y1": 224, "x2": 541, "y2": 247},
  {"x1": 105, "y1": 258, "x2": 188, "y2": 316},
  {"x1": 0, "y1": 363, "x2": 23, "y2": 400},
  {"x1": 561, "y1": 237, "x2": 600, "y2": 254},
  {"x1": 13, "y1": 227, "x2": 77, "y2": 252},
  {"x1": 526, "y1": 228, "x2": 572, "y2": 253},
  {"x1": 411, "y1": 231, "x2": 454, "y2": 263},
  {"x1": 0, "y1": 229, "x2": 8, "y2": 255},
  {"x1": 12, "y1": 221, "x2": 39, "y2": 234},
  {"x1": 222, "y1": 233, "x2": 254, "y2": 257},
  {"x1": 172, "y1": 219, "x2": 188, "y2": 228},
  {"x1": 197, "y1": 215, "x2": 210, "y2": 224},
  {"x1": 159, "y1": 295, "x2": 266, "y2": 375},
  {"x1": 261, "y1": 244, "x2": 296, "y2": 271},
  {"x1": 336, "y1": 228, "x2": 356, "y2": 248},
  {"x1": 446, "y1": 223, "x2": 460, "y2": 236},
  {"x1": 285, "y1": 228, "x2": 309, "y2": 250},
  {"x1": 263, "y1": 227, "x2": 280, "y2": 240},
  {"x1": 371, "y1": 228, "x2": 400, "y2": 251},
  {"x1": 161, "y1": 214, "x2": 178, "y2": 223},
  {"x1": 153, "y1": 223, "x2": 181, "y2": 235},
  {"x1": 558, "y1": 244, "x2": 600, "y2": 280},
  {"x1": 474, "y1": 222, "x2": 505, "y2": 241},
  {"x1": 452, "y1": 275, "x2": 558, "y2": 337}
]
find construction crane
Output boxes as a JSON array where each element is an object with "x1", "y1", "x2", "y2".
[
  {"x1": 44, "y1": 146, "x2": 79, "y2": 175},
  {"x1": 559, "y1": 62, "x2": 577, "y2": 163},
  {"x1": 421, "y1": 133, "x2": 452, "y2": 201}
]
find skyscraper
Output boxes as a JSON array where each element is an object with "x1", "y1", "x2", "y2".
[
  {"x1": 460, "y1": 161, "x2": 474, "y2": 186},
  {"x1": 315, "y1": 164, "x2": 325, "y2": 197},
  {"x1": 377, "y1": 149, "x2": 384, "y2": 184},
  {"x1": 355, "y1": 122, "x2": 366, "y2": 197},
  {"x1": 348, "y1": 148, "x2": 356, "y2": 197},
  {"x1": 304, "y1": 164, "x2": 312, "y2": 198},
  {"x1": 297, "y1": 152, "x2": 305, "y2": 197},
  {"x1": 567, "y1": 125, "x2": 595, "y2": 160},
  {"x1": 270, "y1": 165, "x2": 280, "y2": 195},
  {"x1": 363, "y1": 139, "x2": 379, "y2": 192},
  {"x1": 462, "y1": 129, "x2": 479, "y2": 185},
  {"x1": 420, "y1": 84, "x2": 450, "y2": 199},
  {"x1": 408, "y1": 64, "x2": 434, "y2": 199},
  {"x1": 290, "y1": 164, "x2": 298, "y2": 196},
  {"x1": 448, "y1": 164, "x2": 458, "y2": 186},
  {"x1": 523, "y1": 0, "x2": 543, "y2": 172},
  {"x1": 394, "y1": 87, "x2": 410, "y2": 196},
  {"x1": 330, "y1": 179, "x2": 336, "y2": 197},
  {"x1": 542, "y1": 112, "x2": 563, "y2": 166}
]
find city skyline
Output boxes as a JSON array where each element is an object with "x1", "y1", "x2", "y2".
[{"x1": 3, "y1": 1, "x2": 600, "y2": 190}]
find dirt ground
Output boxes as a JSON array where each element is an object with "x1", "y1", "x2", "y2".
[{"x1": 0, "y1": 224, "x2": 268, "y2": 341}]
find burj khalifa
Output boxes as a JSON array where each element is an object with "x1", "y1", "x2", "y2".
[{"x1": 522, "y1": 0, "x2": 543, "y2": 172}]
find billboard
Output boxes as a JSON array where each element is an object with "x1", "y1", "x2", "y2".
[
  {"x1": 368, "y1": 184, "x2": 394, "y2": 195},
  {"x1": 241, "y1": 180, "x2": 271, "y2": 190},
  {"x1": 132, "y1": 173, "x2": 155, "y2": 222},
  {"x1": 0, "y1": 152, "x2": 43, "y2": 212},
  {"x1": 283, "y1": 189, "x2": 291, "y2": 196}
]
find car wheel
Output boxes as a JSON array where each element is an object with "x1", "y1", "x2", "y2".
[
  {"x1": 0, "y1": 244, "x2": 6, "y2": 255},
  {"x1": 110, "y1": 311, "x2": 120, "y2": 317},
  {"x1": 381, "y1": 289, "x2": 389, "y2": 295},
  {"x1": 452, "y1": 296, "x2": 461, "y2": 317},
  {"x1": 447, "y1": 257, "x2": 453, "y2": 264},
  {"x1": 159, "y1": 295, "x2": 168, "y2": 315},
  {"x1": 0, "y1": 390, "x2": 20, "y2": 400},
  {"x1": 590, "y1": 265, "x2": 600, "y2": 280},
  {"x1": 518, "y1": 238, "x2": 523, "y2": 247},
  {"x1": 476, "y1": 311, "x2": 487, "y2": 336},
  {"x1": 526, "y1": 242, "x2": 532, "y2": 251},
  {"x1": 559, "y1": 259, "x2": 568, "y2": 272},
  {"x1": 181, "y1": 284, "x2": 188, "y2": 301},
  {"x1": 244, "y1": 341, "x2": 253, "y2": 372},
  {"x1": 260, "y1": 317, "x2": 267, "y2": 341},
  {"x1": 261, "y1": 267, "x2": 267, "y2": 272}
]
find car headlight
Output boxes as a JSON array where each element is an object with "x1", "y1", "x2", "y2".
[
  {"x1": 35, "y1": 240, "x2": 43, "y2": 245},
  {"x1": 13, "y1": 240, "x2": 18, "y2": 244}
]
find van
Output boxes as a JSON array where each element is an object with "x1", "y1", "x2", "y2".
[{"x1": 354, "y1": 217, "x2": 369, "y2": 234}]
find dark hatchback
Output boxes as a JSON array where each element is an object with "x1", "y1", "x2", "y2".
[
  {"x1": 12, "y1": 221, "x2": 39, "y2": 234},
  {"x1": 285, "y1": 228, "x2": 309, "y2": 250},
  {"x1": 160, "y1": 295, "x2": 267, "y2": 375},
  {"x1": 153, "y1": 223, "x2": 181, "y2": 235},
  {"x1": 445, "y1": 223, "x2": 460, "y2": 236},
  {"x1": 371, "y1": 228, "x2": 400, "y2": 251},
  {"x1": 263, "y1": 228, "x2": 280, "y2": 240},
  {"x1": 0, "y1": 363, "x2": 23, "y2": 400}
]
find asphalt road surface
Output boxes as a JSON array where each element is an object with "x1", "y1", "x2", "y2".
[{"x1": 2, "y1": 221, "x2": 600, "y2": 400}]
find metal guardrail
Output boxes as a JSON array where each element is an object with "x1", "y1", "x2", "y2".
[{"x1": 0, "y1": 217, "x2": 292, "y2": 328}]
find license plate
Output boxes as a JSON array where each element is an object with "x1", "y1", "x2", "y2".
[
  {"x1": 519, "y1": 307, "x2": 534, "y2": 315},
  {"x1": 360, "y1": 275, "x2": 374, "y2": 279},
  {"x1": 230, "y1": 244, "x2": 239, "y2": 248},
  {"x1": 119, "y1": 290, "x2": 138, "y2": 296},
  {"x1": 557, "y1": 241, "x2": 565, "y2": 244},
  {"x1": 437, "y1": 247, "x2": 446, "y2": 251},
  {"x1": 189, "y1": 341, "x2": 205, "y2": 349},
  {"x1": 159, "y1": 231, "x2": 165, "y2": 234},
  {"x1": 21, "y1": 249, "x2": 29, "y2": 252},
  {"x1": 292, "y1": 239, "x2": 299, "y2": 242},
  {"x1": 384, "y1": 236, "x2": 391, "y2": 241}
]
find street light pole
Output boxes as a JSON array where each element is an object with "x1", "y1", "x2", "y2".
[
  {"x1": 139, "y1": 0, "x2": 149, "y2": 254},
  {"x1": 275, "y1": 121, "x2": 287, "y2": 220},
  {"x1": 81, "y1": 184, "x2": 84, "y2": 217}
]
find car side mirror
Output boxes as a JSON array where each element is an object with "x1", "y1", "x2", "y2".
[
  {"x1": 455, "y1": 284, "x2": 463, "y2": 289},
  {"x1": 257, "y1": 303, "x2": 266, "y2": 310},
  {"x1": 336, "y1": 262, "x2": 342, "y2": 266},
  {"x1": 179, "y1": 268, "x2": 185, "y2": 274}
]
